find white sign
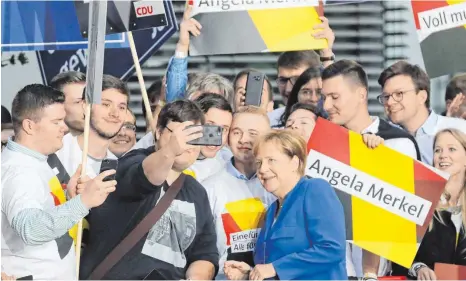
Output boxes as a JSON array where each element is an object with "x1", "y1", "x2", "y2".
[
  {"x1": 192, "y1": 0, "x2": 318, "y2": 16},
  {"x1": 306, "y1": 150, "x2": 432, "y2": 226},
  {"x1": 230, "y1": 229, "x2": 259, "y2": 253},
  {"x1": 133, "y1": 0, "x2": 164, "y2": 18},
  {"x1": 418, "y1": 2, "x2": 466, "y2": 35}
]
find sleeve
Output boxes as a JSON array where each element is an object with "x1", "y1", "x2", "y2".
[
  {"x1": 187, "y1": 187, "x2": 220, "y2": 276},
  {"x1": 166, "y1": 56, "x2": 188, "y2": 102},
  {"x1": 2, "y1": 170, "x2": 88, "y2": 245},
  {"x1": 114, "y1": 149, "x2": 163, "y2": 201},
  {"x1": 272, "y1": 179, "x2": 347, "y2": 280}
]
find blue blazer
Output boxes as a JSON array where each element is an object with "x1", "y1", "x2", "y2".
[{"x1": 254, "y1": 177, "x2": 347, "y2": 280}]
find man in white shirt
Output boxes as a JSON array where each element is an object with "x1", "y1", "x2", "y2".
[
  {"x1": 203, "y1": 106, "x2": 276, "y2": 279},
  {"x1": 49, "y1": 71, "x2": 86, "y2": 136},
  {"x1": 377, "y1": 61, "x2": 466, "y2": 165},
  {"x1": 1, "y1": 84, "x2": 117, "y2": 280},
  {"x1": 50, "y1": 74, "x2": 128, "y2": 181},
  {"x1": 321, "y1": 60, "x2": 421, "y2": 280}
]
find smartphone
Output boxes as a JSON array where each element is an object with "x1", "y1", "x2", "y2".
[
  {"x1": 99, "y1": 159, "x2": 118, "y2": 182},
  {"x1": 186, "y1": 125, "x2": 222, "y2": 146},
  {"x1": 245, "y1": 71, "x2": 265, "y2": 107}
]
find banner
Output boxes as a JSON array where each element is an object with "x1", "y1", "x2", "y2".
[
  {"x1": 188, "y1": 0, "x2": 327, "y2": 56},
  {"x1": 306, "y1": 118, "x2": 447, "y2": 268},
  {"x1": 411, "y1": 0, "x2": 466, "y2": 77}
]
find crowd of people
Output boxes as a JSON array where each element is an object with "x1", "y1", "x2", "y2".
[{"x1": 1, "y1": 5, "x2": 466, "y2": 281}]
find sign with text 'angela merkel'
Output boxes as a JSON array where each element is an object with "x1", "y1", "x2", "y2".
[
  {"x1": 189, "y1": 0, "x2": 328, "y2": 56},
  {"x1": 306, "y1": 118, "x2": 447, "y2": 268}
]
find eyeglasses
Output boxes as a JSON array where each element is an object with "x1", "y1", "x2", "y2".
[
  {"x1": 121, "y1": 123, "x2": 136, "y2": 132},
  {"x1": 276, "y1": 76, "x2": 299, "y2": 87},
  {"x1": 376, "y1": 89, "x2": 417, "y2": 104}
]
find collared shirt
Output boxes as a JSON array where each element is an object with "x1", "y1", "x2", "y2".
[
  {"x1": 413, "y1": 111, "x2": 466, "y2": 165},
  {"x1": 268, "y1": 107, "x2": 285, "y2": 128}
]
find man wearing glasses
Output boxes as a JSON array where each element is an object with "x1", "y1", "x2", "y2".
[
  {"x1": 377, "y1": 61, "x2": 466, "y2": 165},
  {"x1": 109, "y1": 109, "x2": 137, "y2": 158}
]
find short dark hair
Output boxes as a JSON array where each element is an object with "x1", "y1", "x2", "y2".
[
  {"x1": 284, "y1": 103, "x2": 322, "y2": 124},
  {"x1": 277, "y1": 51, "x2": 320, "y2": 70},
  {"x1": 49, "y1": 71, "x2": 86, "y2": 91},
  {"x1": 2, "y1": 106, "x2": 12, "y2": 124},
  {"x1": 281, "y1": 67, "x2": 322, "y2": 125},
  {"x1": 194, "y1": 93, "x2": 233, "y2": 114},
  {"x1": 81, "y1": 74, "x2": 130, "y2": 101},
  {"x1": 378, "y1": 61, "x2": 430, "y2": 107},
  {"x1": 233, "y1": 69, "x2": 273, "y2": 102},
  {"x1": 11, "y1": 84, "x2": 65, "y2": 135},
  {"x1": 322, "y1": 59, "x2": 369, "y2": 90},
  {"x1": 157, "y1": 99, "x2": 205, "y2": 130},
  {"x1": 142, "y1": 79, "x2": 164, "y2": 118},
  {"x1": 445, "y1": 73, "x2": 466, "y2": 102}
]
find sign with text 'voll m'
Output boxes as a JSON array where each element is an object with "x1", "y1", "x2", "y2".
[
  {"x1": 189, "y1": 0, "x2": 327, "y2": 56},
  {"x1": 306, "y1": 118, "x2": 447, "y2": 268},
  {"x1": 412, "y1": 0, "x2": 466, "y2": 78},
  {"x1": 37, "y1": 0, "x2": 177, "y2": 84},
  {"x1": 1, "y1": 0, "x2": 127, "y2": 51}
]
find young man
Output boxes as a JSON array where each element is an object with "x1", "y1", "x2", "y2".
[
  {"x1": 1, "y1": 84, "x2": 116, "y2": 280},
  {"x1": 202, "y1": 106, "x2": 276, "y2": 279},
  {"x1": 49, "y1": 74, "x2": 128, "y2": 182},
  {"x1": 187, "y1": 93, "x2": 233, "y2": 182},
  {"x1": 49, "y1": 71, "x2": 86, "y2": 136},
  {"x1": 109, "y1": 108, "x2": 137, "y2": 158},
  {"x1": 80, "y1": 100, "x2": 218, "y2": 280},
  {"x1": 321, "y1": 60, "x2": 421, "y2": 280},
  {"x1": 378, "y1": 61, "x2": 466, "y2": 165}
]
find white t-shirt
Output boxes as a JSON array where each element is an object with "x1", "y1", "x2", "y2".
[
  {"x1": 131, "y1": 131, "x2": 155, "y2": 151},
  {"x1": 1, "y1": 147, "x2": 76, "y2": 279},
  {"x1": 202, "y1": 163, "x2": 276, "y2": 279},
  {"x1": 55, "y1": 133, "x2": 116, "y2": 178},
  {"x1": 268, "y1": 107, "x2": 285, "y2": 128}
]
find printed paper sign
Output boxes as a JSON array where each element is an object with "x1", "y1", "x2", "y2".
[
  {"x1": 306, "y1": 118, "x2": 447, "y2": 268},
  {"x1": 189, "y1": 0, "x2": 328, "y2": 56},
  {"x1": 411, "y1": 0, "x2": 466, "y2": 78}
]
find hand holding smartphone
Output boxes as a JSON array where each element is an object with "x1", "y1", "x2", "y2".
[
  {"x1": 245, "y1": 71, "x2": 265, "y2": 107},
  {"x1": 185, "y1": 125, "x2": 222, "y2": 146},
  {"x1": 99, "y1": 159, "x2": 118, "y2": 182}
]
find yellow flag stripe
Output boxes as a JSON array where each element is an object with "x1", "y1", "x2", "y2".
[
  {"x1": 225, "y1": 198, "x2": 266, "y2": 230},
  {"x1": 349, "y1": 131, "x2": 417, "y2": 268},
  {"x1": 247, "y1": 7, "x2": 327, "y2": 52}
]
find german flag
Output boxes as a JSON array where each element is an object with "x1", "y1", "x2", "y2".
[
  {"x1": 306, "y1": 118, "x2": 447, "y2": 268},
  {"x1": 411, "y1": 0, "x2": 466, "y2": 77}
]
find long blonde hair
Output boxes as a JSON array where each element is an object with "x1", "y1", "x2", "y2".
[{"x1": 432, "y1": 129, "x2": 466, "y2": 229}]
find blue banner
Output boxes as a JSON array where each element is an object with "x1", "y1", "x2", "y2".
[
  {"x1": 36, "y1": 0, "x2": 177, "y2": 82},
  {"x1": 1, "y1": 0, "x2": 128, "y2": 51}
]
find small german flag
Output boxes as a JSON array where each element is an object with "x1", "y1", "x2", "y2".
[{"x1": 306, "y1": 118, "x2": 447, "y2": 268}]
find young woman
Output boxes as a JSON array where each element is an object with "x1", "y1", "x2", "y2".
[
  {"x1": 224, "y1": 130, "x2": 347, "y2": 280},
  {"x1": 284, "y1": 103, "x2": 321, "y2": 143},
  {"x1": 279, "y1": 67, "x2": 323, "y2": 127},
  {"x1": 410, "y1": 129, "x2": 466, "y2": 280}
]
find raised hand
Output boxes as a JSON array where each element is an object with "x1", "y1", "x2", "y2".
[
  {"x1": 167, "y1": 121, "x2": 203, "y2": 156},
  {"x1": 67, "y1": 164, "x2": 82, "y2": 199},
  {"x1": 80, "y1": 169, "x2": 117, "y2": 209},
  {"x1": 447, "y1": 93, "x2": 465, "y2": 118},
  {"x1": 177, "y1": 4, "x2": 202, "y2": 51},
  {"x1": 313, "y1": 16, "x2": 335, "y2": 52},
  {"x1": 362, "y1": 133, "x2": 384, "y2": 149}
]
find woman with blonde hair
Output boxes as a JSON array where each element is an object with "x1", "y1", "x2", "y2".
[
  {"x1": 224, "y1": 130, "x2": 347, "y2": 280},
  {"x1": 410, "y1": 128, "x2": 466, "y2": 280}
]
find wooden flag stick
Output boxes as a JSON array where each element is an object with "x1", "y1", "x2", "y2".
[
  {"x1": 127, "y1": 31, "x2": 155, "y2": 133},
  {"x1": 75, "y1": 103, "x2": 91, "y2": 278}
]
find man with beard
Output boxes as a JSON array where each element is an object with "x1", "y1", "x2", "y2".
[
  {"x1": 51, "y1": 74, "x2": 128, "y2": 180},
  {"x1": 109, "y1": 109, "x2": 137, "y2": 158},
  {"x1": 49, "y1": 71, "x2": 86, "y2": 136}
]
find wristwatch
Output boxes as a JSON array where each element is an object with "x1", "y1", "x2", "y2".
[
  {"x1": 320, "y1": 55, "x2": 335, "y2": 62},
  {"x1": 362, "y1": 272, "x2": 378, "y2": 281}
]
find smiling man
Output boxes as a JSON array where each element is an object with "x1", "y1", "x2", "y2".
[{"x1": 109, "y1": 109, "x2": 137, "y2": 158}]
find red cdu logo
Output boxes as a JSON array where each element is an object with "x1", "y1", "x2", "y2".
[{"x1": 133, "y1": 1, "x2": 156, "y2": 18}]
